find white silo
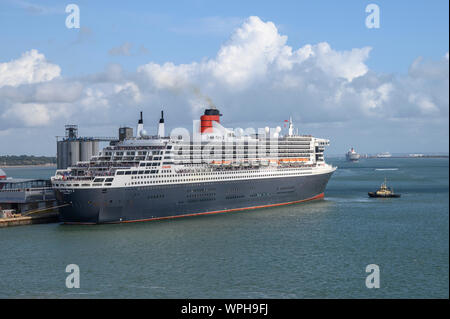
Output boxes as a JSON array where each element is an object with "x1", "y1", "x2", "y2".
[
  {"x1": 80, "y1": 140, "x2": 93, "y2": 162},
  {"x1": 92, "y1": 141, "x2": 99, "y2": 157},
  {"x1": 69, "y1": 141, "x2": 80, "y2": 166}
]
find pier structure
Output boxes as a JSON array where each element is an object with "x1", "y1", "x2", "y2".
[{"x1": 0, "y1": 178, "x2": 60, "y2": 227}]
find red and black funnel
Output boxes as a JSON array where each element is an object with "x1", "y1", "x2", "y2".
[{"x1": 200, "y1": 108, "x2": 221, "y2": 133}]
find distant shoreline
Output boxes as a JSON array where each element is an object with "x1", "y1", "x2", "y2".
[
  {"x1": 327, "y1": 155, "x2": 449, "y2": 159},
  {"x1": 0, "y1": 164, "x2": 57, "y2": 168},
  {"x1": 365, "y1": 155, "x2": 449, "y2": 159}
]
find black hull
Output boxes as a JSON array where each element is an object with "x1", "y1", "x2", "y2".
[
  {"x1": 368, "y1": 192, "x2": 401, "y2": 198},
  {"x1": 55, "y1": 172, "x2": 334, "y2": 224}
]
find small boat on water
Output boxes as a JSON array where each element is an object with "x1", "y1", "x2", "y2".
[{"x1": 368, "y1": 178, "x2": 401, "y2": 198}]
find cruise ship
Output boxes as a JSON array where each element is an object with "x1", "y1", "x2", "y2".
[
  {"x1": 51, "y1": 108, "x2": 336, "y2": 224},
  {"x1": 346, "y1": 148, "x2": 360, "y2": 162}
]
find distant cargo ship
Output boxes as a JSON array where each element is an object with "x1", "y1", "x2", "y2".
[
  {"x1": 346, "y1": 148, "x2": 360, "y2": 162},
  {"x1": 52, "y1": 108, "x2": 336, "y2": 224}
]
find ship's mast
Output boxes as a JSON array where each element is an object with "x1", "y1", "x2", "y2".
[{"x1": 288, "y1": 116, "x2": 294, "y2": 136}]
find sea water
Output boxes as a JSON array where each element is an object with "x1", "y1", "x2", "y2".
[{"x1": 0, "y1": 158, "x2": 448, "y2": 298}]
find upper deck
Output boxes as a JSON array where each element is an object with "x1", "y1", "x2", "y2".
[{"x1": 52, "y1": 108, "x2": 331, "y2": 183}]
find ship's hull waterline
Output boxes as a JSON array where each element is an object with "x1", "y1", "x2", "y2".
[{"x1": 56, "y1": 171, "x2": 334, "y2": 224}]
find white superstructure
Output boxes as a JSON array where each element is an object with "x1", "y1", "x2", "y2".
[{"x1": 52, "y1": 109, "x2": 335, "y2": 190}]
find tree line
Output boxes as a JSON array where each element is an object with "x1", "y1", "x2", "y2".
[{"x1": 0, "y1": 155, "x2": 56, "y2": 166}]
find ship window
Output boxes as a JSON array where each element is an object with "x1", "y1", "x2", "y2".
[
  {"x1": 125, "y1": 171, "x2": 132, "y2": 175},
  {"x1": 105, "y1": 178, "x2": 114, "y2": 182},
  {"x1": 117, "y1": 171, "x2": 125, "y2": 175},
  {"x1": 132, "y1": 171, "x2": 138, "y2": 175}
]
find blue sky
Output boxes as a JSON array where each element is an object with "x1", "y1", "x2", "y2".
[
  {"x1": 0, "y1": 0, "x2": 448, "y2": 155},
  {"x1": 1, "y1": 0, "x2": 448, "y2": 75}
]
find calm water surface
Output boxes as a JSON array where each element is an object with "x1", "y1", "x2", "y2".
[{"x1": 0, "y1": 159, "x2": 448, "y2": 298}]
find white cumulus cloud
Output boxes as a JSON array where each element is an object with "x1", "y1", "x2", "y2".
[
  {"x1": 0, "y1": 16, "x2": 448, "y2": 155},
  {"x1": 0, "y1": 49, "x2": 60, "y2": 88},
  {"x1": 138, "y1": 16, "x2": 372, "y2": 91}
]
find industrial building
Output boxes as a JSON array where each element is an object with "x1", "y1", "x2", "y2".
[{"x1": 56, "y1": 125, "x2": 118, "y2": 169}]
